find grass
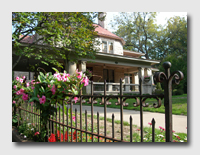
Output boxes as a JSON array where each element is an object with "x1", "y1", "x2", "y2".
[{"x1": 79, "y1": 94, "x2": 187, "y2": 115}]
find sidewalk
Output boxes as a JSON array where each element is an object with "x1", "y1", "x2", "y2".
[{"x1": 69, "y1": 105, "x2": 187, "y2": 133}]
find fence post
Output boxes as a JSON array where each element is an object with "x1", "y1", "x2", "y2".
[
  {"x1": 163, "y1": 62, "x2": 172, "y2": 142},
  {"x1": 154, "y1": 61, "x2": 184, "y2": 142}
]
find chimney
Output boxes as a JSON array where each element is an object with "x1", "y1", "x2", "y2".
[{"x1": 98, "y1": 12, "x2": 107, "y2": 29}]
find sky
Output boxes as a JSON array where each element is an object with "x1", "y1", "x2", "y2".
[{"x1": 95, "y1": 12, "x2": 187, "y2": 32}]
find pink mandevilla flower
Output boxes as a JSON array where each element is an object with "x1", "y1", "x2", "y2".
[
  {"x1": 74, "y1": 97, "x2": 78, "y2": 103},
  {"x1": 20, "y1": 78, "x2": 24, "y2": 83},
  {"x1": 13, "y1": 85, "x2": 17, "y2": 90},
  {"x1": 31, "y1": 80, "x2": 35, "y2": 85},
  {"x1": 72, "y1": 116, "x2": 76, "y2": 122},
  {"x1": 26, "y1": 82, "x2": 30, "y2": 87},
  {"x1": 76, "y1": 69, "x2": 82, "y2": 79},
  {"x1": 16, "y1": 77, "x2": 19, "y2": 81},
  {"x1": 62, "y1": 73, "x2": 70, "y2": 82},
  {"x1": 13, "y1": 101, "x2": 16, "y2": 104},
  {"x1": 81, "y1": 77, "x2": 89, "y2": 86},
  {"x1": 16, "y1": 91, "x2": 21, "y2": 95},
  {"x1": 22, "y1": 76, "x2": 26, "y2": 79},
  {"x1": 19, "y1": 88, "x2": 24, "y2": 94},
  {"x1": 34, "y1": 132, "x2": 40, "y2": 136},
  {"x1": 51, "y1": 85, "x2": 56, "y2": 95},
  {"x1": 22, "y1": 93, "x2": 29, "y2": 101},
  {"x1": 39, "y1": 95, "x2": 46, "y2": 104},
  {"x1": 54, "y1": 73, "x2": 62, "y2": 81}
]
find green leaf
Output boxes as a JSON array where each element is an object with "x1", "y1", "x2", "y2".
[
  {"x1": 41, "y1": 61, "x2": 49, "y2": 66},
  {"x1": 29, "y1": 97, "x2": 39, "y2": 102},
  {"x1": 52, "y1": 67, "x2": 59, "y2": 73}
]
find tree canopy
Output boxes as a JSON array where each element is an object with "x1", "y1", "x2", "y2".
[
  {"x1": 12, "y1": 12, "x2": 102, "y2": 70},
  {"x1": 110, "y1": 12, "x2": 187, "y2": 93}
]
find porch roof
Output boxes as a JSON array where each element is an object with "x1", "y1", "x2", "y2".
[{"x1": 81, "y1": 52, "x2": 160, "y2": 68}]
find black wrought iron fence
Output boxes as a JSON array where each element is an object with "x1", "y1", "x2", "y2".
[{"x1": 14, "y1": 62, "x2": 184, "y2": 142}]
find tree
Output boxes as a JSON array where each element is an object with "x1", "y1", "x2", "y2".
[
  {"x1": 12, "y1": 12, "x2": 102, "y2": 70},
  {"x1": 110, "y1": 12, "x2": 158, "y2": 59},
  {"x1": 159, "y1": 53, "x2": 187, "y2": 93},
  {"x1": 155, "y1": 16, "x2": 187, "y2": 60}
]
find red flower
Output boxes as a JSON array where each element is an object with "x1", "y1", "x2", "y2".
[
  {"x1": 48, "y1": 133, "x2": 56, "y2": 142},
  {"x1": 73, "y1": 130, "x2": 76, "y2": 140},
  {"x1": 57, "y1": 130, "x2": 63, "y2": 142},
  {"x1": 65, "y1": 131, "x2": 68, "y2": 142}
]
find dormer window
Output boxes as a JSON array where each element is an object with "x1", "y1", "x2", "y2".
[
  {"x1": 102, "y1": 41, "x2": 107, "y2": 53},
  {"x1": 102, "y1": 40, "x2": 114, "y2": 54}
]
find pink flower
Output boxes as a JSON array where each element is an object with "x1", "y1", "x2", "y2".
[
  {"x1": 72, "y1": 116, "x2": 76, "y2": 122},
  {"x1": 51, "y1": 85, "x2": 56, "y2": 95},
  {"x1": 76, "y1": 70, "x2": 82, "y2": 79},
  {"x1": 31, "y1": 80, "x2": 35, "y2": 85},
  {"x1": 148, "y1": 122, "x2": 152, "y2": 125},
  {"x1": 74, "y1": 97, "x2": 78, "y2": 103},
  {"x1": 22, "y1": 93, "x2": 29, "y2": 101},
  {"x1": 19, "y1": 78, "x2": 24, "y2": 83},
  {"x1": 39, "y1": 95, "x2": 46, "y2": 104},
  {"x1": 26, "y1": 82, "x2": 30, "y2": 87},
  {"x1": 37, "y1": 95, "x2": 40, "y2": 98},
  {"x1": 22, "y1": 76, "x2": 26, "y2": 79},
  {"x1": 16, "y1": 91, "x2": 21, "y2": 95},
  {"x1": 13, "y1": 85, "x2": 17, "y2": 90},
  {"x1": 13, "y1": 101, "x2": 16, "y2": 104},
  {"x1": 19, "y1": 88, "x2": 24, "y2": 94},
  {"x1": 62, "y1": 73, "x2": 70, "y2": 82},
  {"x1": 34, "y1": 132, "x2": 40, "y2": 136},
  {"x1": 31, "y1": 87, "x2": 35, "y2": 90},
  {"x1": 54, "y1": 73, "x2": 62, "y2": 81},
  {"x1": 16, "y1": 77, "x2": 19, "y2": 81},
  {"x1": 81, "y1": 76, "x2": 89, "y2": 86}
]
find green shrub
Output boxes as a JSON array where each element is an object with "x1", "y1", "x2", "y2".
[
  {"x1": 172, "y1": 89, "x2": 184, "y2": 96},
  {"x1": 153, "y1": 89, "x2": 164, "y2": 95}
]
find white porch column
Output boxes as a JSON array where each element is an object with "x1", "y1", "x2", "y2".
[
  {"x1": 138, "y1": 67, "x2": 144, "y2": 93},
  {"x1": 78, "y1": 61, "x2": 87, "y2": 73},
  {"x1": 68, "y1": 61, "x2": 77, "y2": 75}
]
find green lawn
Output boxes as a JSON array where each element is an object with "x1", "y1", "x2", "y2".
[{"x1": 80, "y1": 94, "x2": 187, "y2": 115}]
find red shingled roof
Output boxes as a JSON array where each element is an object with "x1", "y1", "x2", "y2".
[
  {"x1": 93, "y1": 24, "x2": 125, "y2": 45},
  {"x1": 19, "y1": 24, "x2": 125, "y2": 45}
]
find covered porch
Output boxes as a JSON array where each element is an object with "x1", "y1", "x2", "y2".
[{"x1": 72, "y1": 53, "x2": 160, "y2": 95}]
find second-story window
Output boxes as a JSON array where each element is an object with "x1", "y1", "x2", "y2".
[
  {"x1": 102, "y1": 41, "x2": 107, "y2": 53},
  {"x1": 109, "y1": 42, "x2": 113, "y2": 54},
  {"x1": 102, "y1": 40, "x2": 114, "y2": 54}
]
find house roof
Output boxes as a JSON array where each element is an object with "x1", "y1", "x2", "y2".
[
  {"x1": 19, "y1": 24, "x2": 126, "y2": 45},
  {"x1": 93, "y1": 24, "x2": 125, "y2": 45}
]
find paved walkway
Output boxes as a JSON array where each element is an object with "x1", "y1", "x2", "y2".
[{"x1": 68, "y1": 105, "x2": 187, "y2": 133}]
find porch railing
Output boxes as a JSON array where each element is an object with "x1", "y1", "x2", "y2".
[{"x1": 88, "y1": 82, "x2": 140, "y2": 94}]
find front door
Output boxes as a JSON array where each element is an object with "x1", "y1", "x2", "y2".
[{"x1": 103, "y1": 69, "x2": 114, "y2": 82}]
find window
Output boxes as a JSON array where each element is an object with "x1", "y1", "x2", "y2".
[
  {"x1": 102, "y1": 41, "x2": 107, "y2": 53},
  {"x1": 102, "y1": 40, "x2": 114, "y2": 54},
  {"x1": 109, "y1": 42, "x2": 113, "y2": 54}
]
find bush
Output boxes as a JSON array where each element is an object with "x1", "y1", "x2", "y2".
[
  {"x1": 172, "y1": 89, "x2": 184, "y2": 96},
  {"x1": 153, "y1": 89, "x2": 164, "y2": 95}
]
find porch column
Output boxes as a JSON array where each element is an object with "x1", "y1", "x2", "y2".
[
  {"x1": 78, "y1": 61, "x2": 87, "y2": 73},
  {"x1": 138, "y1": 67, "x2": 144, "y2": 93},
  {"x1": 67, "y1": 61, "x2": 77, "y2": 75}
]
